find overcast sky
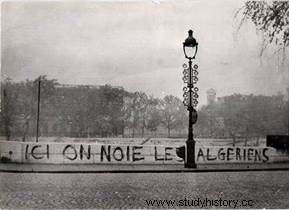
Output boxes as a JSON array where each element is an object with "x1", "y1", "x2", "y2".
[{"x1": 1, "y1": 0, "x2": 288, "y2": 105}]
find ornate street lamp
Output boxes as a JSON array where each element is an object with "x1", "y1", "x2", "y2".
[{"x1": 182, "y1": 29, "x2": 199, "y2": 168}]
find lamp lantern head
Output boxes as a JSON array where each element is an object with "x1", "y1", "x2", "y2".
[{"x1": 183, "y1": 29, "x2": 198, "y2": 59}]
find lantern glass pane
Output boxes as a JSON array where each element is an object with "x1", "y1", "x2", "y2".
[{"x1": 184, "y1": 46, "x2": 196, "y2": 58}]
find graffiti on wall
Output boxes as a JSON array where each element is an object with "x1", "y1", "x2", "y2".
[
  {"x1": 24, "y1": 144, "x2": 183, "y2": 163},
  {"x1": 196, "y1": 147, "x2": 270, "y2": 163},
  {"x1": 0, "y1": 141, "x2": 276, "y2": 164}
]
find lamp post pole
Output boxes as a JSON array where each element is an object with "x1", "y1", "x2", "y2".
[
  {"x1": 186, "y1": 58, "x2": 196, "y2": 168},
  {"x1": 182, "y1": 29, "x2": 199, "y2": 168}
]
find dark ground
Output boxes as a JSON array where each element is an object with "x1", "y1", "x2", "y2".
[{"x1": 0, "y1": 170, "x2": 288, "y2": 209}]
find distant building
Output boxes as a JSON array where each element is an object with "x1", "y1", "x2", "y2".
[{"x1": 206, "y1": 88, "x2": 216, "y2": 105}]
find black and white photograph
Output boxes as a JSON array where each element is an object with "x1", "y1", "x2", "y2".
[{"x1": 0, "y1": 0, "x2": 289, "y2": 209}]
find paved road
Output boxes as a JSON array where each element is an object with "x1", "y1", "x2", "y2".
[{"x1": 0, "y1": 171, "x2": 288, "y2": 209}]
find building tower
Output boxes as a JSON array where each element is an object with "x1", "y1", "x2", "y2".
[{"x1": 206, "y1": 88, "x2": 216, "y2": 105}]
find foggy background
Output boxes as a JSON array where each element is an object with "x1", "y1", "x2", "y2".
[{"x1": 1, "y1": 0, "x2": 288, "y2": 105}]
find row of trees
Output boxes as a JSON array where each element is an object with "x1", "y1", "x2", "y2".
[
  {"x1": 196, "y1": 93, "x2": 288, "y2": 139},
  {"x1": 0, "y1": 77, "x2": 188, "y2": 139},
  {"x1": 0, "y1": 77, "x2": 288, "y2": 140}
]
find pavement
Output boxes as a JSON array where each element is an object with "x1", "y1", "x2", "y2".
[
  {"x1": 1, "y1": 170, "x2": 289, "y2": 209},
  {"x1": 1, "y1": 160, "x2": 289, "y2": 209}
]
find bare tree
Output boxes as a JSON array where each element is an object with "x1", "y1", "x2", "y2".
[
  {"x1": 238, "y1": 1, "x2": 289, "y2": 60},
  {"x1": 160, "y1": 95, "x2": 186, "y2": 138}
]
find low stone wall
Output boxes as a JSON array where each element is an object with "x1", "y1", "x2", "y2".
[{"x1": 0, "y1": 141, "x2": 287, "y2": 165}]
